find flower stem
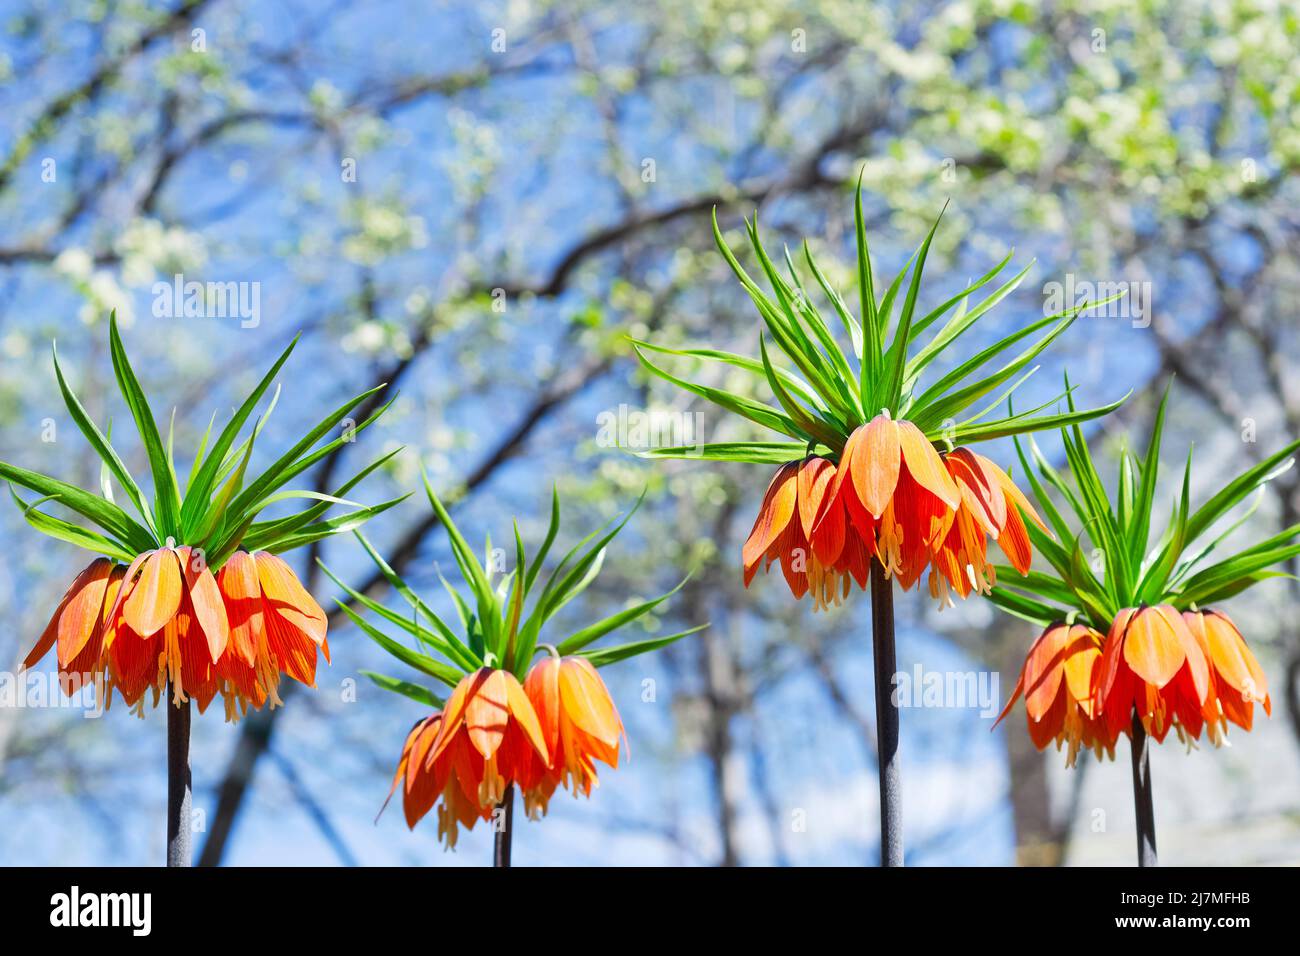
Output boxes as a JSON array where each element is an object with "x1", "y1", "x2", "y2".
[
  {"x1": 167, "y1": 685, "x2": 192, "y2": 867},
  {"x1": 870, "y1": 558, "x2": 903, "y2": 867},
  {"x1": 493, "y1": 783, "x2": 515, "y2": 868},
  {"x1": 1129, "y1": 711, "x2": 1157, "y2": 867}
]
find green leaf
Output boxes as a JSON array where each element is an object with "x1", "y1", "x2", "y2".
[
  {"x1": 1185, "y1": 436, "x2": 1300, "y2": 543},
  {"x1": 877, "y1": 205, "x2": 943, "y2": 414},
  {"x1": 9, "y1": 488, "x2": 136, "y2": 562},
  {"x1": 180, "y1": 335, "x2": 298, "y2": 530},
  {"x1": 52, "y1": 342, "x2": 156, "y2": 536},
  {"x1": 0, "y1": 460, "x2": 154, "y2": 551},
  {"x1": 1129, "y1": 382, "x2": 1172, "y2": 565},
  {"x1": 636, "y1": 441, "x2": 813, "y2": 464},
  {"x1": 360, "y1": 670, "x2": 445, "y2": 708},
  {"x1": 941, "y1": 391, "x2": 1129, "y2": 445},
  {"x1": 579, "y1": 625, "x2": 707, "y2": 667},
  {"x1": 633, "y1": 344, "x2": 800, "y2": 438},
  {"x1": 107, "y1": 313, "x2": 182, "y2": 537},
  {"x1": 853, "y1": 172, "x2": 880, "y2": 394},
  {"x1": 335, "y1": 602, "x2": 464, "y2": 689},
  {"x1": 628, "y1": 337, "x2": 821, "y2": 408},
  {"x1": 225, "y1": 385, "x2": 390, "y2": 520},
  {"x1": 985, "y1": 587, "x2": 1064, "y2": 629},
  {"x1": 556, "y1": 574, "x2": 691, "y2": 656}
]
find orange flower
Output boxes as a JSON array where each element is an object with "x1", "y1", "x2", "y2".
[
  {"x1": 821, "y1": 413, "x2": 961, "y2": 593},
  {"x1": 22, "y1": 557, "x2": 124, "y2": 698},
  {"x1": 997, "y1": 622, "x2": 1115, "y2": 765},
  {"x1": 742, "y1": 456, "x2": 872, "y2": 609},
  {"x1": 101, "y1": 545, "x2": 229, "y2": 712},
  {"x1": 521, "y1": 656, "x2": 625, "y2": 817},
  {"x1": 382, "y1": 713, "x2": 494, "y2": 850},
  {"x1": 214, "y1": 550, "x2": 330, "y2": 717},
  {"x1": 1183, "y1": 610, "x2": 1271, "y2": 738},
  {"x1": 429, "y1": 668, "x2": 550, "y2": 813},
  {"x1": 24, "y1": 547, "x2": 328, "y2": 720},
  {"x1": 1097, "y1": 605, "x2": 1212, "y2": 743},
  {"x1": 929, "y1": 448, "x2": 1045, "y2": 606}
]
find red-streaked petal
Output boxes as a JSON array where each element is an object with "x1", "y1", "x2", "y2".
[
  {"x1": 254, "y1": 552, "x2": 327, "y2": 646},
  {"x1": 897, "y1": 420, "x2": 960, "y2": 509},
  {"x1": 176, "y1": 546, "x2": 228, "y2": 663},
  {"x1": 742, "y1": 462, "x2": 800, "y2": 572},
  {"x1": 503, "y1": 670, "x2": 549, "y2": 764},
  {"x1": 217, "y1": 551, "x2": 262, "y2": 666}
]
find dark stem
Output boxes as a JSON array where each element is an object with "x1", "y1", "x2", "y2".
[
  {"x1": 870, "y1": 558, "x2": 903, "y2": 867},
  {"x1": 167, "y1": 686, "x2": 193, "y2": 867},
  {"x1": 1129, "y1": 711, "x2": 1157, "y2": 867},
  {"x1": 493, "y1": 783, "x2": 515, "y2": 868}
]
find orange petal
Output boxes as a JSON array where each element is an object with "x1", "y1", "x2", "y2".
[
  {"x1": 1023, "y1": 623, "x2": 1069, "y2": 722},
  {"x1": 503, "y1": 671, "x2": 549, "y2": 764},
  {"x1": 1199, "y1": 610, "x2": 1266, "y2": 701},
  {"x1": 996, "y1": 501, "x2": 1033, "y2": 575},
  {"x1": 122, "y1": 548, "x2": 183, "y2": 638},
  {"x1": 56, "y1": 558, "x2": 115, "y2": 668},
  {"x1": 897, "y1": 420, "x2": 960, "y2": 509},
  {"x1": 796, "y1": 457, "x2": 836, "y2": 539},
  {"x1": 525, "y1": 657, "x2": 563, "y2": 758},
  {"x1": 1061, "y1": 626, "x2": 1103, "y2": 709},
  {"x1": 1122, "y1": 606, "x2": 1187, "y2": 689},
  {"x1": 993, "y1": 669, "x2": 1025, "y2": 727},
  {"x1": 946, "y1": 449, "x2": 1005, "y2": 534},
  {"x1": 559, "y1": 657, "x2": 623, "y2": 749},
  {"x1": 254, "y1": 552, "x2": 327, "y2": 646},
  {"x1": 464, "y1": 668, "x2": 510, "y2": 759},
  {"x1": 430, "y1": 671, "x2": 475, "y2": 762},
  {"x1": 742, "y1": 462, "x2": 800, "y2": 572},
  {"x1": 1099, "y1": 607, "x2": 1138, "y2": 705},
  {"x1": 1157, "y1": 605, "x2": 1208, "y2": 702},
  {"x1": 851, "y1": 415, "x2": 901, "y2": 518},
  {"x1": 798, "y1": 457, "x2": 846, "y2": 566},
  {"x1": 177, "y1": 546, "x2": 228, "y2": 663},
  {"x1": 989, "y1": 461, "x2": 1049, "y2": 534},
  {"x1": 217, "y1": 551, "x2": 263, "y2": 666}
]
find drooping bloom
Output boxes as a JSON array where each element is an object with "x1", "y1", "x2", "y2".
[
  {"x1": 25, "y1": 546, "x2": 331, "y2": 719},
  {"x1": 783, "y1": 412, "x2": 1045, "y2": 609},
  {"x1": 98, "y1": 545, "x2": 229, "y2": 712},
  {"x1": 997, "y1": 622, "x2": 1115, "y2": 765},
  {"x1": 429, "y1": 668, "x2": 550, "y2": 814},
  {"x1": 742, "y1": 456, "x2": 872, "y2": 609},
  {"x1": 1097, "y1": 605, "x2": 1212, "y2": 743},
  {"x1": 23, "y1": 558, "x2": 124, "y2": 698},
  {"x1": 382, "y1": 713, "x2": 493, "y2": 850},
  {"x1": 520, "y1": 656, "x2": 625, "y2": 818},
  {"x1": 820, "y1": 413, "x2": 960, "y2": 593},
  {"x1": 215, "y1": 550, "x2": 330, "y2": 717},
  {"x1": 930, "y1": 448, "x2": 1045, "y2": 607},
  {"x1": 1183, "y1": 610, "x2": 1271, "y2": 738}
]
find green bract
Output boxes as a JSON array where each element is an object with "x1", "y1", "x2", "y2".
[
  {"x1": 0, "y1": 313, "x2": 403, "y2": 568},
  {"x1": 633, "y1": 179, "x2": 1128, "y2": 463},
  {"x1": 322, "y1": 472, "x2": 704, "y2": 708},
  {"x1": 989, "y1": 380, "x2": 1300, "y2": 630}
]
